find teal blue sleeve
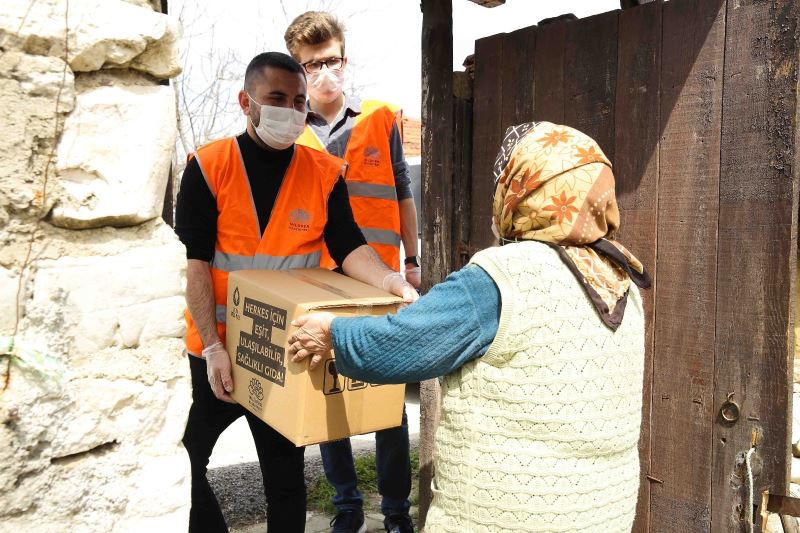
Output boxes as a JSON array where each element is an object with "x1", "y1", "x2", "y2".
[{"x1": 330, "y1": 264, "x2": 501, "y2": 383}]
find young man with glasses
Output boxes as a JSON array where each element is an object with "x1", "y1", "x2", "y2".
[{"x1": 284, "y1": 11, "x2": 418, "y2": 533}]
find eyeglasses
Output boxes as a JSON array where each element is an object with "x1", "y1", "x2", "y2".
[{"x1": 302, "y1": 57, "x2": 344, "y2": 74}]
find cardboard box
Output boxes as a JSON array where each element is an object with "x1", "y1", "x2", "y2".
[{"x1": 225, "y1": 268, "x2": 406, "y2": 446}]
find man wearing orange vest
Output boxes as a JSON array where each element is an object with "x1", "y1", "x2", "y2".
[
  {"x1": 174, "y1": 52, "x2": 418, "y2": 533},
  {"x1": 284, "y1": 13, "x2": 418, "y2": 533}
]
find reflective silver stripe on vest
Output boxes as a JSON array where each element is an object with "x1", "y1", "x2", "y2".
[
  {"x1": 211, "y1": 251, "x2": 322, "y2": 272},
  {"x1": 216, "y1": 304, "x2": 227, "y2": 324},
  {"x1": 360, "y1": 227, "x2": 401, "y2": 247},
  {"x1": 347, "y1": 181, "x2": 397, "y2": 201}
]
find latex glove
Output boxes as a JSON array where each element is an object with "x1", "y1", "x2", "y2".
[
  {"x1": 288, "y1": 312, "x2": 336, "y2": 370},
  {"x1": 202, "y1": 341, "x2": 235, "y2": 403},
  {"x1": 383, "y1": 272, "x2": 419, "y2": 303},
  {"x1": 404, "y1": 265, "x2": 421, "y2": 289}
]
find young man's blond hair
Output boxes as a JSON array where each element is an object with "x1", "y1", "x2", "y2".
[{"x1": 284, "y1": 11, "x2": 346, "y2": 59}]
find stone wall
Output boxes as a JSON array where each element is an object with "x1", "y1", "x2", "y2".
[{"x1": 0, "y1": 1, "x2": 190, "y2": 530}]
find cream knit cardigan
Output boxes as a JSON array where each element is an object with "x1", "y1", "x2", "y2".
[{"x1": 424, "y1": 241, "x2": 645, "y2": 533}]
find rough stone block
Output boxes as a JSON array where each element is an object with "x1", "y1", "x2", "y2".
[
  {"x1": 52, "y1": 83, "x2": 176, "y2": 229},
  {"x1": 0, "y1": 52, "x2": 75, "y2": 220},
  {"x1": 0, "y1": 0, "x2": 180, "y2": 78},
  {"x1": 0, "y1": 266, "x2": 20, "y2": 335},
  {"x1": 1, "y1": 0, "x2": 190, "y2": 529},
  {"x1": 131, "y1": 16, "x2": 182, "y2": 79},
  {"x1": 0, "y1": 336, "x2": 190, "y2": 531},
  {"x1": 23, "y1": 230, "x2": 186, "y2": 354}
]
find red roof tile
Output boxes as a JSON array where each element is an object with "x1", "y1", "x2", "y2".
[{"x1": 401, "y1": 117, "x2": 421, "y2": 158}]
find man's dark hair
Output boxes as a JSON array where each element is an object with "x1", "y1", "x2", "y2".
[{"x1": 244, "y1": 52, "x2": 304, "y2": 92}]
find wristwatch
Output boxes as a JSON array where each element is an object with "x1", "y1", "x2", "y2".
[{"x1": 404, "y1": 255, "x2": 420, "y2": 267}]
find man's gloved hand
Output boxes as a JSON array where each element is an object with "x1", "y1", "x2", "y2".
[
  {"x1": 404, "y1": 265, "x2": 421, "y2": 289},
  {"x1": 202, "y1": 340, "x2": 236, "y2": 403},
  {"x1": 383, "y1": 272, "x2": 419, "y2": 303}
]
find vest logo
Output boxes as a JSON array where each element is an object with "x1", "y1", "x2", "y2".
[
  {"x1": 288, "y1": 208, "x2": 311, "y2": 232},
  {"x1": 364, "y1": 145, "x2": 381, "y2": 168}
]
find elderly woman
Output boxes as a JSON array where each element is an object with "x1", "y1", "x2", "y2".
[{"x1": 289, "y1": 122, "x2": 651, "y2": 532}]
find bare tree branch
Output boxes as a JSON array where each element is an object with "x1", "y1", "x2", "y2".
[{"x1": 172, "y1": 0, "x2": 376, "y2": 186}]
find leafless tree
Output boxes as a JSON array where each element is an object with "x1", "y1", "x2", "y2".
[
  {"x1": 171, "y1": 0, "x2": 374, "y2": 182},
  {"x1": 278, "y1": 0, "x2": 369, "y2": 23},
  {"x1": 171, "y1": 3, "x2": 249, "y2": 179}
]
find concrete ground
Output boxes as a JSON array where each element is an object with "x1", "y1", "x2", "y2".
[
  {"x1": 231, "y1": 511, "x2": 390, "y2": 533},
  {"x1": 208, "y1": 384, "x2": 421, "y2": 532}
]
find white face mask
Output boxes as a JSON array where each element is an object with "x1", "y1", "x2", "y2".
[
  {"x1": 247, "y1": 94, "x2": 307, "y2": 150},
  {"x1": 307, "y1": 68, "x2": 345, "y2": 104}
]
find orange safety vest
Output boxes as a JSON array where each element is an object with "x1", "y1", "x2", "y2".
[
  {"x1": 297, "y1": 100, "x2": 402, "y2": 272},
  {"x1": 183, "y1": 136, "x2": 346, "y2": 355}
]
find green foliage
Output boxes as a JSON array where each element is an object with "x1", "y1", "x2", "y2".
[
  {"x1": 409, "y1": 448, "x2": 419, "y2": 506},
  {"x1": 0, "y1": 336, "x2": 65, "y2": 392},
  {"x1": 307, "y1": 448, "x2": 421, "y2": 516},
  {"x1": 307, "y1": 471, "x2": 338, "y2": 515}
]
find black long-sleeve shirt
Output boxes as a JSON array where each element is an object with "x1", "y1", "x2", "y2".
[{"x1": 175, "y1": 132, "x2": 365, "y2": 267}]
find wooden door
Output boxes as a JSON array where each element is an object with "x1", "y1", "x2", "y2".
[{"x1": 425, "y1": 1, "x2": 800, "y2": 530}]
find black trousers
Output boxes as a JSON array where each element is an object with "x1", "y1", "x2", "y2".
[{"x1": 182, "y1": 354, "x2": 306, "y2": 532}]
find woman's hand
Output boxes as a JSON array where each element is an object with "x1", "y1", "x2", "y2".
[{"x1": 288, "y1": 312, "x2": 336, "y2": 370}]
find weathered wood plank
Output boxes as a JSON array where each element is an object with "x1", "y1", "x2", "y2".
[
  {"x1": 532, "y1": 20, "x2": 565, "y2": 123},
  {"x1": 419, "y1": 0, "x2": 453, "y2": 527},
  {"x1": 420, "y1": 0, "x2": 454, "y2": 289},
  {"x1": 564, "y1": 10, "x2": 619, "y2": 161},
  {"x1": 417, "y1": 378, "x2": 440, "y2": 530},
  {"x1": 452, "y1": 71, "x2": 473, "y2": 269},
  {"x1": 467, "y1": 0, "x2": 505, "y2": 7},
  {"x1": 621, "y1": 0, "x2": 657, "y2": 9},
  {"x1": 649, "y1": 0, "x2": 726, "y2": 531},
  {"x1": 469, "y1": 32, "x2": 504, "y2": 251},
  {"x1": 613, "y1": 2, "x2": 662, "y2": 531},
  {"x1": 711, "y1": 1, "x2": 800, "y2": 531},
  {"x1": 500, "y1": 25, "x2": 536, "y2": 133}
]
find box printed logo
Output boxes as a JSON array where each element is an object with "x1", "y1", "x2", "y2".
[
  {"x1": 248, "y1": 377, "x2": 264, "y2": 400},
  {"x1": 323, "y1": 358, "x2": 372, "y2": 395},
  {"x1": 230, "y1": 286, "x2": 241, "y2": 320},
  {"x1": 347, "y1": 378, "x2": 367, "y2": 391},
  {"x1": 247, "y1": 377, "x2": 264, "y2": 411},
  {"x1": 323, "y1": 358, "x2": 343, "y2": 395}
]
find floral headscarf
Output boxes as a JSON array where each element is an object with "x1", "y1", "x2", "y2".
[{"x1": 492, "y1": 121, "x2": 651, "y2": 330}]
